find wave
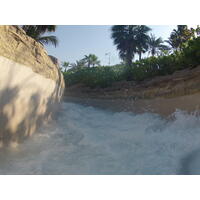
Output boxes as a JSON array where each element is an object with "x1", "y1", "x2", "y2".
[{"x1": 0, "y1": 102, "x2": 200, "y2": 174}]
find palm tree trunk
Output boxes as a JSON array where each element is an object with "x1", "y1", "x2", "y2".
[
  {"x1": 125, "y1": 56, "x2": 133, "y2": 81},
  {"x1": 139, "y1": 52, "x2": 142, "y2": 61},
  {"x1": 126, "y1": 51, "x2": 133, "y2": 67},
  {"x1": 127, "y1": 58, "x2": 132, "y2": 67}
]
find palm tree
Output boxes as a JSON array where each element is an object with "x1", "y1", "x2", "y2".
[
  {"x1": 22, "y1": 25, "x2": 58, "y2": 47},
  {"x1": 165, "y1": 25, "x2": 194, "y2": 51},
  {"x1": 67, "y1": 59, "x2": 86, "y2": 72},
  {"x1": 111, "y1": 25, "x2": 151, "y2": 65},
  {"x1": 165, "y1": 36, "x2": 179, "y2": 51},
  {"x1": 135, "y1": 25, "x2": 151, "y2": 60},
  {"x1": 83, "y1": 54, "x2": 100, "y2": 67},
  {"x1": 111, "y1": 25, "x2": 137, "y2": 66},
  {"x1": 62, "y1": 61, "x2": 70, "y2": 72},
  {"x1": 71, "y1": 59, "x2": 86, "y2": 69},
  {"x1": 147, "y1": 34, "x2": 169, "y2": 56},
  {"x1": 76, "y1": 59, "x2": 87, "y2": 67}
]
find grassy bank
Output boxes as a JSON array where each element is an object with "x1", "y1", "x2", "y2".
[{"x1": 63, "y1": 37, "x2": 200, "y2": 88}]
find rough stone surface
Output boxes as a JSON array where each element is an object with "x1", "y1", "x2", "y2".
[
  {"x1": 0, "y1": 25, "x2": 63, "y2": 82},
  {"x1": 0, "y1": 25, "x2": 65, "y2": 146}
]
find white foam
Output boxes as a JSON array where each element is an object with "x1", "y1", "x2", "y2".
[{"x1": 1, "y1": 102, "x2": 200, "y2": 174}]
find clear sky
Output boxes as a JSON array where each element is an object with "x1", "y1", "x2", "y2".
[{"x1": 45, "y1": 25, "x2": 177, "y2": 66}]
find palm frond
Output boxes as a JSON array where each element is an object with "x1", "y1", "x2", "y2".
[
  {"x1": 35, "y1": 25, "x2": 56, "y2": 34},
  {"x1": 37, "y1": 36, "x2": 58, "y2": 47}
]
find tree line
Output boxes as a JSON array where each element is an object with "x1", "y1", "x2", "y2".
[
  {"x1": 62, "y1": 54, "x2": 101, "y2": 72},
  {"x1": 21, "y1": 25, "x2": 200, "y2": 74},
  {"x1": 63, "y1": 25, "x2": 200, "y2": 88},
  {"x1": 62, "y1": 25, "x2": 200, "y2": 72},
  {"x1": 111, "y1": 25, "x2": 200, "y2": 67}
]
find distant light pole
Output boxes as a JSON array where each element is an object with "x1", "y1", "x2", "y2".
[{"x1": 105, "y1": 52, "x2": 111, "y2": 66}]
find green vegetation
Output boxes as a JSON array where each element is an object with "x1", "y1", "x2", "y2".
[
  {"x1": 147, "y1": 34, "x2": 170, "y2": 56},
  {"x1": 61, "y1": 61, "x2": 70, "y2": 72},
  {"x1": 64, "y1": 66, "x2": 117, "y2": 88},
  {"x1": 111, "y1": 25, "x2": 151, "y2": 66},
  {"x1": 22, "y1": 25, "x2": 58, "y2": 47},
  {"x1": 63, "y1": 25, "x2": 200, "y2": 88},
  {"x1": 82, "y1": 54, "x2": 101, "y2": 67},
  {"x1": 165, "y1": 25, "x2": 195, "y2": 51}
]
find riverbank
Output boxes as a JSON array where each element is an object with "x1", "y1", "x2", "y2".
[{"x1": 65, "y1": 65, "x2": 200, "y2": 116}]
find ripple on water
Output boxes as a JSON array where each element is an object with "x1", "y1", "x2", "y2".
[{"x1": 1, "y1": 102, "x2": 200, "y2": 174}]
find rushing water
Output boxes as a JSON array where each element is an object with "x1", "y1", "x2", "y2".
[{"x1": 1, "y1": 101, "x2": 200, "y2": 174}]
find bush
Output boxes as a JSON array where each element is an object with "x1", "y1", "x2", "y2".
[
  {"x1": 63, "y1": 37, "x2": 200, "y2": 88},
  {"x1": 181, "y1": 37, "x2": 200, "y2": 68},
  {"x1": 129, "y1": 55, "x2": 182, "y2": 81},
  {"x1": 64, "y1": 66, "x2": 125, "y2": 88}
]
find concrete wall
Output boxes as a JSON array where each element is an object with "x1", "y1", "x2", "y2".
[{"x1": 0, "y1": 26, "x2": 64, "y2": 146}]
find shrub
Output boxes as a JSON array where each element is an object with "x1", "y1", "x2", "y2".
[
  {"x1": 181, "y1": 37, "x2": 200, "y2": 68},
  {"x1": 63, "y1": 37, "x2": 200, "y2": 88},
  {"x1": 64, "y1": 66, "x2": 124, "y2": 88}
]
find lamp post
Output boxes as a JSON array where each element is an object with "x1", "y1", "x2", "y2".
[{"x1": 105, "y1": 52, "x2": 111, "y2": 66}]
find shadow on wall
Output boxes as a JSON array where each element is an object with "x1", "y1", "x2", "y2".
[
  {"x1": 0, "y1": 87, "x2": 41, "y2": 145},
  {"x1": 0, "y1": 61, "x2": 64, "y2": 147}
]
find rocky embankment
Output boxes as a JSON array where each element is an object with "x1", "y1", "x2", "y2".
[
  {"x1": 0, "y1": 25, "x2": 65, "y2": 146},
  {"x1": 65, "y1": 66, "x2": 200, "y2": 116}
]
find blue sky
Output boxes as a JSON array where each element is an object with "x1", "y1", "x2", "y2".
[{"x1": 45, "y1": 25, "x2": 177, "y2": 65}]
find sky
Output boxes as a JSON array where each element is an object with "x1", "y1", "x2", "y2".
[{"x1": 45, "y1": 25, "x2": 177, "y2": 66}]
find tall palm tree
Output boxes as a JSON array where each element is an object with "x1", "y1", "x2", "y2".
[
  {"x1": 147, "y1": 34, "x2": 169, "y2": 56},
  {"x1": 165, "y1": 25, "x2": 194, "y2": 51},
  {"x1": 111, "y1": 25, "x2": 137, "y2": 67},
  {"x1": 135, "y1": 25, "x2": 151, "y2": 60},
  {"x1": 111, "y1": 25, "x2": 151, "y2": 65},
  {"x1": 83, "y1": 54, "x2": 100, "y2": 67},
  {"x1": 165, "y1": 35, "x2": 179, "y2": 51},
  {"x1": 22, "y1": 25, "x2": 58, "y2": 47}
]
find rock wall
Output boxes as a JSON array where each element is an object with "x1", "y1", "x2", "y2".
[{"x1": 0, "y1": 26, "x2": 65, "y2": 146}]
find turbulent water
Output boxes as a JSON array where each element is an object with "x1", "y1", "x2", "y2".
[{"x1": 1, "y1": 101, "x2": 200, "y2": 174}]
